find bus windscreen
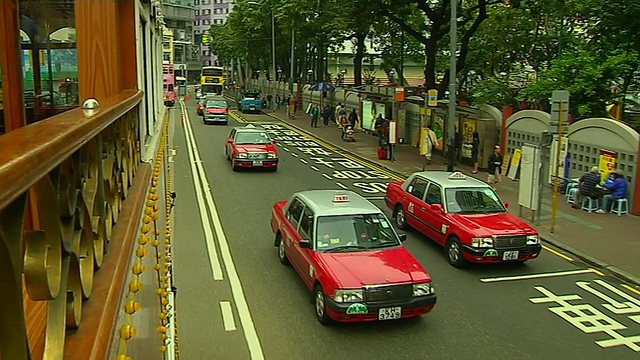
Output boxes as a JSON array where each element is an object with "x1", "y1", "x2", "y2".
[{"x1": 202, "y1": 68, "x2": 223, "y2": 77}]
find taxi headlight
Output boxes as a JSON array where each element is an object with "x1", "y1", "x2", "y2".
[
  {"x1": 526, "y1": 234, "x2": 540, "y2": 245},
  {"x1": 333, "y1": 289, "x2": 364, "y2": 303},
  {"x1": 471, "y1": 237, "x2": 494, "y2": 248},
  {"x1": 267, "y1": 153, "x2": 277, "y2": 159},
  {"x1": 236, "y1": 153, "x2": 248, "y2": 159},
  {"x1": 413, "y1": 282, "x2": 434, "y2": 297}
]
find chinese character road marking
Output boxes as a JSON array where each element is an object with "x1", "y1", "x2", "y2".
[
  {"x1": 530, "y1": 286, "x2": 640, "y2": 351},
  {"x1": 577, "y1": 280, "x2": 640, "y2": 315}
]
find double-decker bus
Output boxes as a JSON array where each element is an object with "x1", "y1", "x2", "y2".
[
  {"x1": 163, "y1": 63, "x2": 176, "y2": 107},
  {"x1": 200, "y1": 66, "x2": 224, "y2": 95}
]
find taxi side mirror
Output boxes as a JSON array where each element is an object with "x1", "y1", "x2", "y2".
[
  {"x1": 430, "y1": 204, "x2": 444, "y2": 213},
  {"x1": 503, "y1": 202, "x2": 509, "y2": 209},
  {"x1": 299, "y1": 240, "x2": 311, "y2": 249},
  {"x1": 227, "y1": 138, "x2": 233, "y2": 144},
  {"x1": 398, "y1": 234, "x2": 407, "y2": 242},
  {"x1": 272, "y1": 139, "x2": 277, "y2": 144}
]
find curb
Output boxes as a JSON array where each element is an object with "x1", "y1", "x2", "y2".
[{"x1": 242, "y1": 100, "x2": 640, "y2": 286}]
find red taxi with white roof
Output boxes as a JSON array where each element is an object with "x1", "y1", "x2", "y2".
[
  {"x1": 225, "y1": 124, "x2": 279, "y2": 171},
  {"x1": 271, "y1": 190, "x2": 437, "y2": 325},
  {"x1": 385, "y1": 171, "x2": 541, "y2": 267}
]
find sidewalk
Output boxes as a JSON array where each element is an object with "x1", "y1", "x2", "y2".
[{"x1": 263, "y1": 107, "x2": 640, "y2": 285}]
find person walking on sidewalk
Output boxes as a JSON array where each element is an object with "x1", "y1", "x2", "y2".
[
  {"x1": 596, "y1": 172, "x2": 627, "y2": 213},
  {"x1": 572, "y1": 166, "x2": 600, "y2": 209},
  {"x1": 472, "y1": 131, "x2": 480, "y2": 174},
  {"x1": 309, "y1": 103, "x2": 319, "y2": 127},
  {"x1": 374, "y1": 114, "x2": 385, "y2": 146},
  {"x1": 487, "y1": 145, "x2": 503, "y2": 187},
  {"x1": 322, "y1": 104, "x2": 332, "y2": 127},
  {"x1": 348, "y1": 108, "x2": 358, "y2": 130},
  {"x1": 422, "y1": 126, "x2": 438, "y2": 170},
  {"x1": 276, "y1": 94, "x2": 281, "y2": 110}
]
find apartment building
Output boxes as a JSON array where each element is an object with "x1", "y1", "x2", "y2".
[{"x1": 194, "y1": 0, "x2": 235, "y2": 66}]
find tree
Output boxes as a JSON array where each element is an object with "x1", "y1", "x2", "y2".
[{"x1": 380, "y1": 0, "x2": 505, "y2": 95}]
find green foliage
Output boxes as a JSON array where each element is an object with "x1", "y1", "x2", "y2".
[
  {"x1": 517, "y1": 48, "x2": 640, "y2": 117},
  {"x1": 469, "y1": 77, "x2": 518, "y2": 107}
]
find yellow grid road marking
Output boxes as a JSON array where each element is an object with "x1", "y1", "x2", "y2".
[{"x1": 621, "y1": 284, "x2": 640, "y2": 296}]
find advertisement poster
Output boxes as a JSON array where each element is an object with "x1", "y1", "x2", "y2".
[
  {"x1": 507, "y1": 149, "x2": 522, "y2": 180},
  {"x1": 461, "y1": 118, "x2": 476, "y2": 159},
  {"x1": 361, "y1": 101, "x2": 386, "y2": 132},
  {"x1": 548, "y1": 135, "x2": 568, "y2": 184},
  {"x1": 598, "y1": 149, "x2": 618, "y2": 181}
]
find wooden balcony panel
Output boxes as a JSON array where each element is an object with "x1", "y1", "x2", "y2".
[
  {"x1": 0, "y1": 90, "x2": 150, "y2": 360},
  {"x1": 0, "y1": 90, "x2": 143, "y2": 209}
]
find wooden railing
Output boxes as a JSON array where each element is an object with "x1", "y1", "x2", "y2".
[{"x1": 0, "y1": 90, "x2": 150, "y2": 359}]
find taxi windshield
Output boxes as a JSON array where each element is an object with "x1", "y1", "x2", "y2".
[
  {"x1": 315, "y1": 213, "x2": 400, "y2": 252},
  {"x1": 445, "y1": 187, "x2": 506, "y2": 214},
  {"x1": 206, "y1": 100, "x2": 226, "y2": 108},
  {"x1": 234, "y1": 131, "x2": 271, "y2": 145}
]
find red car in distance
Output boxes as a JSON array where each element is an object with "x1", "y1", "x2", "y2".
[
  {"x1": 225, "y1": 124, "x2": 279, "y2": 171},
  {"x1": 385, "y1": 171, "x2": 541, "y2": 267},
  {"x1": 271, "y1": 190, "x2": 437, "y2": 325}
]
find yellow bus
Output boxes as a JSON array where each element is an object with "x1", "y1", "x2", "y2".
[{"x1": 201, "y1": 66, "x2": 224, "y2": 95}]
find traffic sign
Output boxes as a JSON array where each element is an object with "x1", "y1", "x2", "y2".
[
  {"x1": 427, "y1": 89, "x2": 438, "y2": 107},
  {"x1": 549, "y1": 90, "x2": 569, "y2": 134}
]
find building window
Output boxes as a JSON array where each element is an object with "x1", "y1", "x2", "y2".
[
  {"x1": 202, "y1": 0, "x2": 210, "y2": 5},
  {"x1": 195, "y1": 0, "x2": 199, "y2": 4},
  {"x1": 203, "y1": 9, "x2": 211, "y2": 15},
  {"x1": 214, "y1": 8, "x2": 221, "y2": 14},
  {"x1": 20, "y1": 0, "x2": 79, "y2": 125},
  {"x1": 195, "y1": 9, "x2": 200, "y2": 15},
  {"x1": 194, "y1": 20, "x2": 200, "y2": 26},
  {"x1": 202, "y1": 19, "x2": 211, "y2": 25},
  {"x1": 226, "y1": 8, "x2": 229, "y2": 13}
]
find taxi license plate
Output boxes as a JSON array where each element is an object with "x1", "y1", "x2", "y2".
[
  {"x1": 378, "y1": 307, "x2": 401, "y2": 321},
  {"x1": 252, "y1": 160, "x2": 263, "y2": 166},
  {"x1": 250, "y1": 107, "x2": 255, "y2": 110},
  {"x1": 503, "y1": 251, "x2": 519, "y2": 260}
]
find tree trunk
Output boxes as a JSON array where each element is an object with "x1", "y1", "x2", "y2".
[
  {"x1": 424, "y1": 37, "x2": 438, "y2": 92},
  {"x1": 353, "y1": 32, "x2": 366, "y2": 86}
]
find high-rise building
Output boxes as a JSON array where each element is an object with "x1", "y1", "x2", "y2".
[
  {"x1": 162, "y1": 0, "x2": 201, "y2": 82},
  {"x1": 194, "y1": 0, "x2": 235, "y2": 66}
]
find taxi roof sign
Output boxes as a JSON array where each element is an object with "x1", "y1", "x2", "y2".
[
  {"x1": 245, "y1": 124, "x2": 256, "y2": 128},
  {"x1": 333, "y1": 194, "x2": 350, "y2": 203},
  {"x1": 448, "y1": 171, "x2": 467, "y2": 180}
]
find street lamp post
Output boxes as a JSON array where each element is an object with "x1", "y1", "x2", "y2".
[{"x1": 447, "y1": 0, "x2": 457, "y2": 172}]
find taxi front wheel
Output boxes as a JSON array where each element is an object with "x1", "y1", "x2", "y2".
[
  {"x1": 446, "y1": 237, "x2": 467, "y2": 268},
  {"x1": 314, "y1": 285, "x2": 332, "y2": 325},
  {"x1": 276, "y1": 233, "x2": 290, "y2": 265}
]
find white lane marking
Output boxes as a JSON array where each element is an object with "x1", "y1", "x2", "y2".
[
  {"x1": 310, "y1": 166, "x2": 319, "y2": 171},
  {"x1": 363, "y1": 196, "x2": 387, "y2": 201},
  {"x1": 336, "y1": 182, "x2": 348, "y2": 190},
  {"x1": 283, "y1": 147, "x2": 290, "y2": 152},
  {"x1": 322, "y1": 174, "x2": 332, "y2": 180},
  {"x1": 220, "y1": 301, "x2": 237, "y2": 331},
  {"x1": 299, "y1": 158, "x2": 308, "y2": 164},
  {"x1": 291, "y1": 152, "x2": 298, "y2": 158},
  {"x1": 480, "y1": 269, "x2": 597, "y2": 283},
  {"x1": 179, "y1": 102, "x2": 224, "y2": 281},
  {"x1": 181, "y1": 101, "x2": 265, "y2": 360}
]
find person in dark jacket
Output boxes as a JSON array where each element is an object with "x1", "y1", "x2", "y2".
[
  {"x1": 471, "y1": 131, "x2": 480, "y2": 174},
  {"x1": 596, "y1": 172, "x2": 627, "y2": 213},
  {"x1": 572, "y1": 166, "x2": 601, "y2": 209},
  {"x1": 374, "y1": 114, "x2": 385, "y2": 146},
  {"x1": 487, "y1": 145, "x2": 503, "y2": 187},
  {"x1": 348, "y1": 109, "x2": 359, "y2": 129}
]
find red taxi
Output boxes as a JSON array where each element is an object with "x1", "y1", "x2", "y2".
[
  {"x1": 225, "y1": 124, "x2": 279, "y2": 171},
  {"x1": 271, "y1": 190, "x2": 437, "y2": 325},
  {"x1": 385, "y1": 171, "x2": 541, "y2": 267}
]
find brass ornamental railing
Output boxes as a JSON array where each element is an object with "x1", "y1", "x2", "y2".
[{"x1": 0, "y1": 90, "x2": 148, "y2": 359}]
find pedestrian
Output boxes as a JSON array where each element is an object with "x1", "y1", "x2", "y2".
[
  {"x1": 422, "y1": 126, "x2": 438, "y2": 170},
  {"x1": 572, "y1": 166, "x2": 601, "y2": 209},
  {"x1": 487, "y1": 145, "x2": 503, "y2": 187},
  {"x1": 322, "y1": 104, "x2": 332, "y2": 127},
  {"x1": 472, "y1": 131, "x2": 480, "y2": 174},
  {"x1": 381, "y1": 118, "x2": 391, "y2": 160},
  {"x1": 266, "y1": 94, "x2": 273, "y2": 110},
  {"x1": 310, "y1": 103, "x2": 319, "y2": 127},
  {"x1": 334, "y1": 103, "x2": 343, "y2": 121},
  {"x1": 348, "y1": 108, "x2": 358, "y2": 130},
  {"x1": 276, "y1": 94, "x2": 281, "y2": 110},
  {"x1": 596, "y1": 172, "x2": 627, "y2": 213},
  {"x1": 374, "y1": 114, "x2": 385, "y2": 146}
]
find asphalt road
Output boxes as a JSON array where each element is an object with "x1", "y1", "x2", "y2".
[{"x1": 170, "y1": 98, "x2": 640, "y2": 360}]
